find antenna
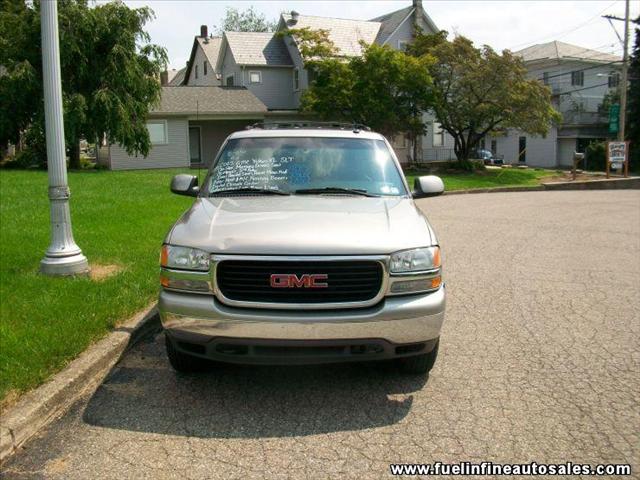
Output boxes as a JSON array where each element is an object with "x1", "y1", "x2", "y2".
[{"x1": 196, "y1": 99, "x2": 201, "y2": 187}]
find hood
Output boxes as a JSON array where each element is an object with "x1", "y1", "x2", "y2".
[{"x1": 167, "y1": 196, "x2": 435, "y2": 255}]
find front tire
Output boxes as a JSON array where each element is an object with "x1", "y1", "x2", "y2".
[
  {"x1": 165, "y1": 335, "x2": 210, "y2": 373},
  {"x1": 398, "y1": 339, "x2": 439, "y2": 374}
]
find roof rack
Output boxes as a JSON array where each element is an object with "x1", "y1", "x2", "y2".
[{"x1": 246, "y1": 121, "x2": 371, "y2": 133}]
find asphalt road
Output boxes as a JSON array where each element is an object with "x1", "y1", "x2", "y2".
[{"x1": 2, "y1": 190, "x2": 639, "y2": 479}]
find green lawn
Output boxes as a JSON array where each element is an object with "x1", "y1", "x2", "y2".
[
  {"x1": 405, "y1": 167, "x2": 559, "y2": 191},
  {"x1": 0, "y1": 169, "x2": 193, "y2": 402}
]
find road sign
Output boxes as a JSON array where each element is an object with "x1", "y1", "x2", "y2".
[
  {"x1": 606, "y1": 141, "x2": 629, "y2": 178},
  {"x1": 609, "y1": 104, "x2": 620, "y2": 134}
]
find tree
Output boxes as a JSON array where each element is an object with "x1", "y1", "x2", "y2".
[
  {"x1": 214, "y1": 7, "x2": 277, "y2": 34},
  {"x1": 0, "y1": 0, "x2": 167, "y2": 168},
  {"x1": 281, "y1": 28, "x2": 435, "y2": 163},
  {"x1": 407, "y1": 32, "x2": 561, "y2": 167},
  {"x1": 627, "y1": 16, "x2": 640, "y2": 170}
]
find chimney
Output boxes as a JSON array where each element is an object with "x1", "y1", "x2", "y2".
[
  {"x1": 200, "y1": 25, "x2": 208, "y2": 37},
  {"x1": 289, "y1": 10, "x2": 299, "y2": 25},
  {"x1": 160, "y1": 70, "x2": 169, "y2": 86},
  {"x1": 413, "y1": 0, "x2": 422, "y2": 8}
]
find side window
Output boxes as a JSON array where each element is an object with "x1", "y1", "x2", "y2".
[
  {"x1": 226, "y1": 74, "x2": 234, "y2": 86},
  {"x1": 608, "y1": 72, "x2": 620, "y2": 88},
  {"x1": 491, "y1": 139, "x2": 497, "y2": 155},
  {"x1": 146, "y1": 121, "x2": 167, "y2": 145},
  {"x1": 293, "y1": 68, "x2": 299, "y2": 91},
  {"x1": 195, "y1": 65, "x2": 199, "y2": 80},
  {"x1": 432, "y1": 122, "x2": 444, "y2": 147},
  {"x1": 571, "y1": 70, "x2": 584, "y2": 86},
  {"x1": 204, "y1": 61, "x2": 208, "y2": 76},
  {"x1": 249, "y1": 71, "x2": 262, "y2": 84},
  {"x1": 543, "y1": 72, "x2": 549, "y2": 85},
  {"x1": 398, "y1": 40, "x2": 409, "y2": 51}
]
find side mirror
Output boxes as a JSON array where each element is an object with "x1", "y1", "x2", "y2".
[
  {"x1": 413, "y1": 175, "x2": 444, "y2": 199},
  {"x1": 170, "y1": 174, "x2": 199, "y2": 197}
]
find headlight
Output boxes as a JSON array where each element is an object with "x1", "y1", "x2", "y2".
[
  {"x1": 390, "y1": 247, "x2": 441, "y2": 273},
  {"x1": 160, "y1": 245, "x2": 210, "y2": 271}
]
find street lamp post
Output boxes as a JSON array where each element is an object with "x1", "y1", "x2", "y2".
[{"x1": 39, "y1": 0, "x2": 89, "y2": 276}]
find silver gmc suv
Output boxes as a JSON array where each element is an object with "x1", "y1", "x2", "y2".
[{"x1": 159, "y1": 123, "x2": 446, "y2": 375}]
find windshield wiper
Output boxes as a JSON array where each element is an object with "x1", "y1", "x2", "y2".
[
  {"x1": 294, "y1": 187, "x2": 379, "y2": 197},
  {"x1": 209, "y1": 187, "x2": 290, "y2": 196}
]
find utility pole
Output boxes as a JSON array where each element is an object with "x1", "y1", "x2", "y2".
[
  {"x1": 40, "y1": 0, "x2": 89, "y2": 276},
  {"x1": 604, "y1": 0, "x2": 631, "y2": 141},
  {"x1": 618, "y1": 0, "x2": 630, "y2": 142}
]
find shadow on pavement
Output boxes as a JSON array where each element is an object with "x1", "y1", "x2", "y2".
[{"x1": 82, "y1": 334, "x2": 428, "y2": 439}]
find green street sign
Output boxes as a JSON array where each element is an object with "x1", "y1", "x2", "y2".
[{"x1": 609, "y1": 104, "x2": 620, "y2": 134}]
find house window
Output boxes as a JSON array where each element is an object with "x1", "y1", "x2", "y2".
[
  {"x1": 195, "y1": 65, "x2": 198, "y2": 79},
  {"x1": 491, "y1": 139, "x2": 497, "y2": 155},
  {"x1": 146, "y1": 121, "x2": 167, "y2": 145},
  {"x1": 480, "y1": 139, "x2": 486, "y2": 150},
  {"x1": 432, "y1": 122, "x2": 444, "y2": 147},
  {"x1": 204, "y1": 61, "x2": 208, "y2": 76},
  {"x1": 571, "y1": 70, "x2": 584, "y2": 86},
  {"x1": 518, "y1": 136, "x2": 527, "y2": 163},
  {"x1": 398, "y1": 40, "x2": 409, "y2": 51},
  {"x1": 608, "y1": 72, "x2": 620, "y2": 88},
  {"x1": 226, "y1": 74, "x2": 234, "y2": 86},
  {"x1": 543, "y1": 72, "x2": 549, "y2": 85},
  {"x1": 249, "y1": 71, "x2": 262, "y2": 84},
  {"x1": 293, "y1": 68, "x2": 299, "y2": 91},
  {"x1": 393, "y1": 134, "x2": 406, "y2": 148}
]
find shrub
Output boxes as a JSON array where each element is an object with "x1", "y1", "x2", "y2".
[
  {"x1": 585, "y1": 141, "x2": 606, "y2": 172},
  {"x1": 2, "y1": 148, "x2": 43, "y2": 169}
]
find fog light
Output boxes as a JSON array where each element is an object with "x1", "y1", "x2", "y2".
[
  {"x1": 160, "y1": 274, "x2": 210, "y2": 292},
  {"x1": 390, "y1": 276, "x2": 441, "y2": 294}
]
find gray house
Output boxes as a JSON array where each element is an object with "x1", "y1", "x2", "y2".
[
  {"x1": 480, "y1": 41, "x2": 621, "y2": 167},
  {"x1": 100, "y1": 0, "x2": 439, "y2": 170}
]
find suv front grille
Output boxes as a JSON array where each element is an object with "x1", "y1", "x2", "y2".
[{"x1": 216, "y1": 260, "x2": 383, "y2": 305}]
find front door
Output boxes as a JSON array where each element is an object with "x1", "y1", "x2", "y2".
[{"x1": 189, "y1": 127, "x2": 201, "y2": 166}]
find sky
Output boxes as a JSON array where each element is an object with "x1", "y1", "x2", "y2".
[{"x1": 121, "y1": 0, "x2": 639, "y2": 71}]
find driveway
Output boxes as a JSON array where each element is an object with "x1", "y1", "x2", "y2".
[{"x1": 2, "y1": 190, "x2": 639, "y2": 479}]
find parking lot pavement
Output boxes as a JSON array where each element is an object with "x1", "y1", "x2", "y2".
[{"x1": 2, "y1": 190, "x2": 639, "y2": 479}]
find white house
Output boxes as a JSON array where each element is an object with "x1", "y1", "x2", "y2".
[{"x1": 480, "y1": 41, "x2": 621, "y2": 167}]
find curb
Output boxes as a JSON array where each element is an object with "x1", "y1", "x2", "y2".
[
  {"x1": 441, "y1": 177, "x2": 639, "y2": 195},
  {"x1": 0, "y1": 304, "x2": 160, "y2": 464}
]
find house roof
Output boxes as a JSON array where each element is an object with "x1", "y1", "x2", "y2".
[
  {"x1": 280, "y1": 13, "x2": 381, "y2": 57},
  {"x1": 371, "y1": 6, "x2": 413, "y2": 44},
  {"x1": 182, "y1": 36, "x2": 222, "y2": 85},
  {"x1": 198, "y1": 36, "x2": 223, "y2": 68},
  {"x1": 223, "y1": 32, "x2": 293, "y2": 66},
  {"x1": 167, "y1": 67, "x2": 186, "y2": 86},
  {"x1": 152, "y1": 87, "x2": 267, "y2": 115},
  {"x1": 515, "y1": 41, "x2": 620, "y2": 64}
]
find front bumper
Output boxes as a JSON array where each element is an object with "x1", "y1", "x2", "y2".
[{"x1": 159, "y1": 286, "x2": 445, "y2": 364}]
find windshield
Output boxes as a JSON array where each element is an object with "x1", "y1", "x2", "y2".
[{"x1": 205, "y1": 137, "x2": 407, "y2": 197}]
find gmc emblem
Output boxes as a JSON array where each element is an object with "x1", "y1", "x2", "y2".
[{"x1": 270, "y1": 273, "x2": 328, "y2": 288}]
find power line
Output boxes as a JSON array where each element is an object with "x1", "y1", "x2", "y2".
[
  {"x1": 555, "y1": 81, "x2": 610, "y2": 96},
  {"x1": 507, "y1": 0, "x2": 621, "y2": 50},
  {"x1": 537, "y1": 58, "x2": 623, "y2": 83}
]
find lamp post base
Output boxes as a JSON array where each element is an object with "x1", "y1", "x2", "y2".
[{"x1": 40, "y1": 253, "x2": 90, "y2": 276}]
